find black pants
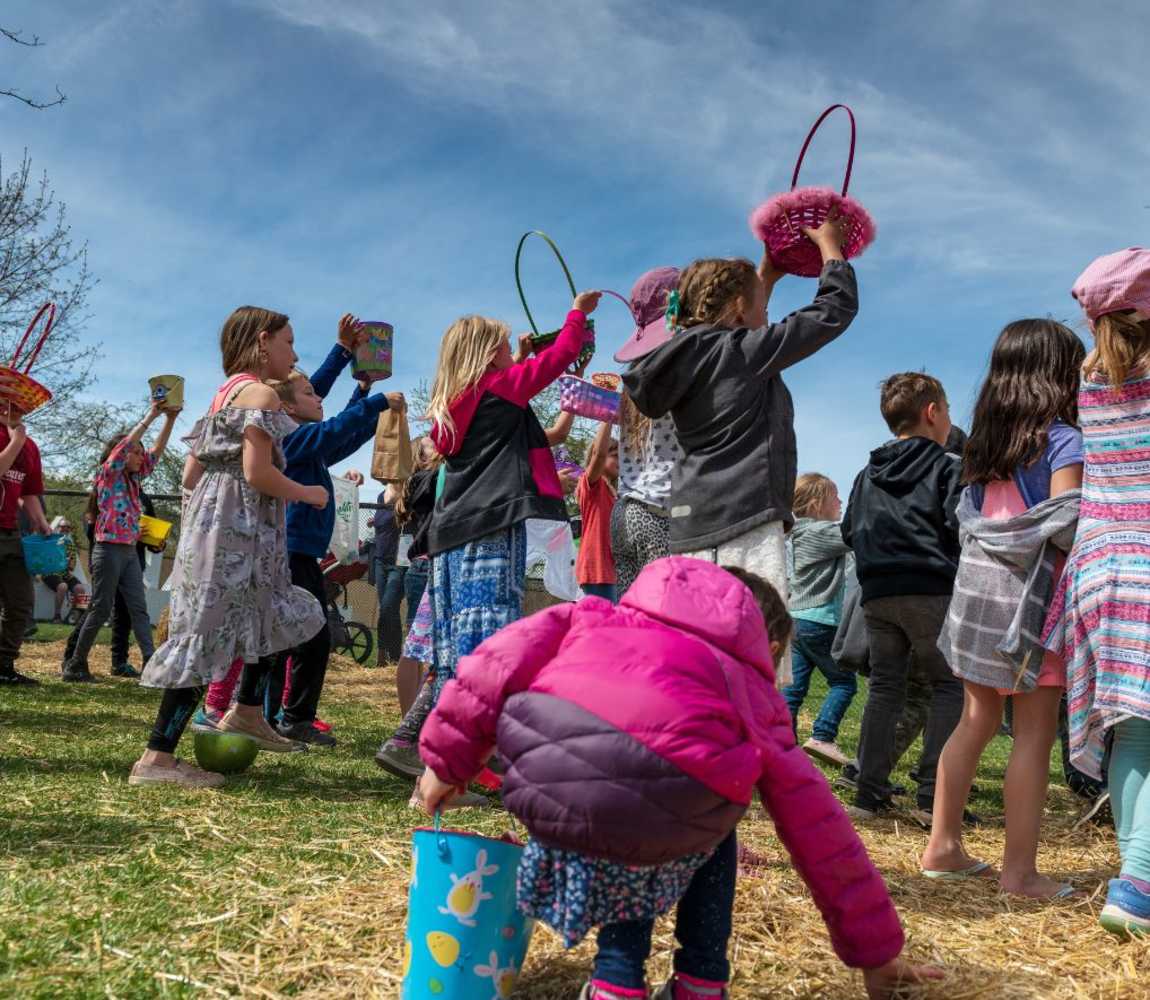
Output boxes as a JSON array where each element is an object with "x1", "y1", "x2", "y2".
[
  {"x1": 0, "y1": 531, "x2": 34, "y2": 663},
  {"x1": 856, "y1": 594, "x2": 964, "y2": 810},
  {"x1": 147, "y1": 686, "x2": 204, "y2": 753},
  {"x1": 280, "y1": 553, "x2": 330, "y2": 727}
]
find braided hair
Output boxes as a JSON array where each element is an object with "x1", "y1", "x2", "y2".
[{"x1": 673, "y1": 258, "x2": 759, "y2": 329}]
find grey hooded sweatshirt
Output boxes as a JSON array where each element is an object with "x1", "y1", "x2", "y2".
[{"x1": 622, "y1": 260, "x2": 859, "y2": 552}]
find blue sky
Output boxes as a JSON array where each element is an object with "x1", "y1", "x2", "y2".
[{"x1": 3, "y1": 0, "x2": 1148, "y2": 494}]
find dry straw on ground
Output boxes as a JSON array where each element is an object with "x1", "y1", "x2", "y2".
[{"x1": 8, "y1": 644, "x2": 1150, "y2": 998}]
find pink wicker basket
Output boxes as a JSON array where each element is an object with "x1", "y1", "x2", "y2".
[
  {"x1": 559, "y1": 374, "x2": 620, "y2": 424},
  {"x1": 749, "y1": 105, "x2": 875, "y2": 278}
]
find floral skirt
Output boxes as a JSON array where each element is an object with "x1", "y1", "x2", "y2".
[
  {"x1": 517, "y1": 840, "x2": 711, "y2": 948},
  {"x1": 402, "y1": 587, "x2": 435, "y2": 664},
  {"x1": 429, "y1": 524, "x2": 527, "y2": 699}
]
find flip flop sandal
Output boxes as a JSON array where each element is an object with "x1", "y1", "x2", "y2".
[{"x1": 922, "y1": 861, "x2": 994, "y2": 881}]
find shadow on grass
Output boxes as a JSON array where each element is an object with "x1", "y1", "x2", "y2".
[{"x1": 0, "y1": 807, "x2": 146, "y2": 855}]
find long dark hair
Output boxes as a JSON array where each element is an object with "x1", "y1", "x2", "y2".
[
  {"x1": 86, "y1": 433, "x2": 128, "y2": 523},
  {"x1": 963, "y1": 319, "x2": 1085, "y2": 485}
]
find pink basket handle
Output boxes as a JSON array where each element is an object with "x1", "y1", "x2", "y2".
[
  {"x1": 11, "y1": 302, "x2": 56, "y2": 373},
  {"x1": 790, "y1": 104, "x2": 856, "y2": 197},
  {"x1": 600, "y1": 289, "x2": 636, "y2": 322}
]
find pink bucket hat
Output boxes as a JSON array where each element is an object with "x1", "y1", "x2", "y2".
[
  {"x1": 1072, "y1": 248, "x2": 1150, "y2": 326},
  {"x1": 613, "y1": 266, "x2": 680, "y2": 363}
]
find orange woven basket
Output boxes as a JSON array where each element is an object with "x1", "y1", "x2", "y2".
[{"x1": 0, "y1": 303, "x2": 55, "y2": 416}]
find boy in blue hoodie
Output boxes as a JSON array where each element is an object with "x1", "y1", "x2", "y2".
[{"x1": 271, "y1": 319, "x2": 405, "y2": 746}]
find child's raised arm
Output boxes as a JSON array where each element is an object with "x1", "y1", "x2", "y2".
[
  {"x1": 418, "y1": 603, "x2": 577, "y2": 811},
  {"x1": 494, "y1": 292, "x2": 600, "y2": 403},
  {"x1": 583, "y1": 419, "x2": 614, "y2": 485},
  {"x1": 149, "y1": 407, "x2": 180, "y2": 464},
  {"x1": 743, "y1": 217, "x2": 855, "y2": 379}
]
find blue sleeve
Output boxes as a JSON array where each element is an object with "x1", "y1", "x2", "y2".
[
  {"x1": 281, "y1": 394, "x2": 389, "y2": 467},
  {"x1": 1047, "y1": 420, "x2": 1084, "y2": 473},
  {"x1": 347, "y1": 382, "x2": 368, "y2": 409},
  {"x1": 308, "y1": 344, "x2": 354, "y2": 400}
]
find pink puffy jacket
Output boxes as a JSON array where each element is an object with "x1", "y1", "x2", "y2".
[{"x1": 421, "y1": 557, "x2": 903, "y2": 969}]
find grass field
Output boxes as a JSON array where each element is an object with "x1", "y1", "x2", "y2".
[{"x1": 2, "y1": 636, "x2": 1148, "y2": 998}]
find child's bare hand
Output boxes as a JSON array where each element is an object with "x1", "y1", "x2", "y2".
[
  {"x1": 863, "y1": 958, "x2": 945, "y2": 999},
  {"x1": 573, "y1": 291, "x2": 602, "y2": 315},
  {"x1": 386, "y1": 392, "x2": 406, "y2": 414},
  {"x1": 758, "y1": 247, "x2": 785, "y2": 285},
  {"x1": 342, "y1": 469, "x2": 365, "y2": 487},
  {"x1": 513, "y1": 333, "x2": 534, "y2": 364},
  {"x1": 7, "y1": 421, "x2": 26, "y2": 446},
  {"x1": 301, "y1": 485, "x2": 329, "y2": 510},
  {"x1": 418, "y1": 767, "x2": 460, "y2": 815},
  {"x1": 803, "y1": 210, "x2": 846, "y2": 260},
  {"x1": 338, "y1": 313, "x2": 365, "y2": 350}
]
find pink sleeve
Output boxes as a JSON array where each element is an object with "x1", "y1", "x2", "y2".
[
  {"x1": 749, "y1": 681, "x2": 904, "y2": 969},
  {"x1": 104, "y1": 438, "x2": 132, "y2": 473},
  {"x1": 488, "y1": 311, "x2": 588, "y2": 405},
  {"x1": 420, "y1": 603, "x2": 576, "y2": 786}
]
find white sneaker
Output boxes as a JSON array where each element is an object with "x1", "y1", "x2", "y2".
[
  {"x1": 803, "y1": 738, "x2": 851, "y2": 767},
  {"x1": 128, "y1": 758, "x2": 226, "y2": 788}
]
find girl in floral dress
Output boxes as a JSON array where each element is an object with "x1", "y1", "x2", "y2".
[{"x1": 130, "y1": 306, "x2": 328, "y2": 788}]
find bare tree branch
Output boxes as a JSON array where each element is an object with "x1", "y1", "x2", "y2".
[
  {"x1": 0, "y1": 151, "x2": 99, "y2": 470},
  {"x1": 0, "y1": 86, "x2": 65, "y2": 110},
  {"x1": 2, "y1": 24, "x2": 66, "y2": 108},
  {"x1": 0, "y1": 27, "x2": 43, "y2": 47}
]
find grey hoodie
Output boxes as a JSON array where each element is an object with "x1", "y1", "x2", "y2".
[{"x1": 622, "y1": 261, "x2": 859, "y2": 552}]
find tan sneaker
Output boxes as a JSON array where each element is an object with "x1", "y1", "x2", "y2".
[
  {"x1": 217, "y1": 708, "x2": 306, "y2": 752},
  {"x1": 129, "y1": 758, "x2": 226, "y2": 788},
  {"x1": 803, "y1": 738, "x2": 851, "y2": 768}
]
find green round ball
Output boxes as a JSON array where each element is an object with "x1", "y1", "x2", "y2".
[{"x1": 192, "y1": 731, "x2": 259, "y2": 775}]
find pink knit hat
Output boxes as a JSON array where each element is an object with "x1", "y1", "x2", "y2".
[
  {"x1": 613, "y1": 266, "x2": 680, "y2": 363},
  {"x1": 1072, "y1": 248, "x2": 1150, "y2": 326}
]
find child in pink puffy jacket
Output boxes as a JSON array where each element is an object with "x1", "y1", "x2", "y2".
[{"x1": 418, "y1": 557, "x2": 942, "y2": 999}]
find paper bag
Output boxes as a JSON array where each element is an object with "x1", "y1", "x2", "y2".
[{"x1": 371, "y1": 408, "x2": 414, "y2": 482}]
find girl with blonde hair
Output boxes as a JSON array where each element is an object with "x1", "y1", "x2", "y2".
[{"x1": 423, "y1": 292, "x2": 600, "y2": 708}]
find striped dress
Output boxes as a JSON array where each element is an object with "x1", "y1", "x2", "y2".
[{"x1": 1044, "y1": 370, "x2": 1150, "y2": 779}]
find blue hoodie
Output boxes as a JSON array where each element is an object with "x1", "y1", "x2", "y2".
[{"x1": 284, "y1": 344, "x2": 390, "y2": 559}]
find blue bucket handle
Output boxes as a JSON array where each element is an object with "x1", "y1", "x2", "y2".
[{"x1": 433, "y1": 811, "x2": 451, "y2": 862}]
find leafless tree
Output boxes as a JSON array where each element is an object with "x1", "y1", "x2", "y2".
[
  {"x1": 0, "y1": 152, "x2": 99, "y2": 467},
  {"x1": 2, "y1": 27, "x2": 66, "y2": 109}
]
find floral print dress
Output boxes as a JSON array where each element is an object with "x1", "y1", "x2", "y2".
[{"x1": 140, "y1": 407, "x2": 325, "y2": 690}]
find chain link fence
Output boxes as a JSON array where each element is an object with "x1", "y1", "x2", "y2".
[{"x1": 37, "y1": 492, "x2": 560, "y2": 660}]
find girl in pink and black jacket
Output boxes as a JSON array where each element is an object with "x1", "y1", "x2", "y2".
[
  {"x1": 421, "y1": 292, "x2": 600, "y2": 704},
  {"x1": 419, "y1": 558, "x2": 942, "y2": 1000}
]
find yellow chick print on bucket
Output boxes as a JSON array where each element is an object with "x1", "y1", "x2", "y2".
[
  {"x1": 437, "y1": 849, "x2": 499, "y2": 928},
  {"x1": 426, "y1": 931, "x2": 461, "y2": 968},
  {"x1": 474, "y1": 951, "x2": 520, "y2": 999}
]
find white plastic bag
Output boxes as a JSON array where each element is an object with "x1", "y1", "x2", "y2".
[
  {"x1": 525, "y1": 519, "x2": 581, "y2": 601},
  {"x1": 330, "y1": 475, "x2": 360, "y2": 565}
]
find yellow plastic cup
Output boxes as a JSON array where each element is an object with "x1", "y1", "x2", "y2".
[{"x1": 149, "y1": 374, "x2": 184, "y2": 411}]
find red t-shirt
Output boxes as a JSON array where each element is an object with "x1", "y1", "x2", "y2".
[
  {"x1": 0, "y1": 427, "x2": 44, "y2": 530},
  {"x1": 576, "y1": 473, "x2": 616, "y2": 585}
]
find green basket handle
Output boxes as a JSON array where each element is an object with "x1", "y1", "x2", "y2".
[{"x1": 515, "y1": 230, "x2": 577, "y2": 336}]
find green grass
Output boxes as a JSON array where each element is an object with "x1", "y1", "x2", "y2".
[{"x1": 0, "y1": 641, "x2": 1114, "y2": 998}]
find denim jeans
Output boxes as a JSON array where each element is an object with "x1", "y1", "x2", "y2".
[
  {"x1": 582, "y1": 582, "x2": 618, "y2": 603},
  {"x1": 69, "y1": 541, "x2": 154, "y2": 666},
  {"x1": 404, "y1": 558, "x2": 429, "y2": 629},
  {"x1": 783, "y1": 619, "x2": 858, "y2": 743},
  {"x1": 856, "y1": 595, "x2": 963, "y2": 811},
  {"x1": 375, "y1": 558, "x2": 406, "y2": 663},
  {"x1": 593, "y1": 832, "x2": 736, "y2": 988}
]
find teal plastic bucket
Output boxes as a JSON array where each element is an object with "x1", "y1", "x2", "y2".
[
  {"x1": 21, "y1": 533, "x2": 67, "y2": 576},
  {"x1": 401, "y1": 818, "x2": 533, "y2": 999}
]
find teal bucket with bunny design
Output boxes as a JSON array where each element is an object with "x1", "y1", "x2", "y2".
[{"x1": 401, "y1": 817, "x2": 534, "y2": 999}]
